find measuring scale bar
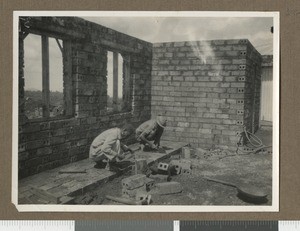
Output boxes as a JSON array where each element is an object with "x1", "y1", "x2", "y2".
[{"x1": 0, "y1": 220, "x2": 299, "y2": 230}]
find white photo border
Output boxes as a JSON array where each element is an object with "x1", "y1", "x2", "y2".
[{"x1": 12, "y1": 11, "x2": 280, "y2": 212}]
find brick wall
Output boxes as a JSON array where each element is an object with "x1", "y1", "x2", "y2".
[
  {"x1": 151, "y1": 39, "x2": 262, "y2": 150},
  {"x1": 19, "y1": 17, "x2": 152, "y2": 178}
]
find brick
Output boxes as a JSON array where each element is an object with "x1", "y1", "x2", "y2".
[
  {"x1": 173, "y1": 76, "x2": 184, "y2": 81},
  {"x1": 169, "y1": 160, "x2": 182, "y2": 175},
  {"x1": 122, "y1": 185, "x2": 147, "y2": 198},
  {"x1": 134, "y1": 159, "x2": 148, "y2": 175},
  {"x1": 37, "y1": 147, "x2": 52, "y2": 156},
  {"x1": 157, "y1": 162, "x2": 169, "y2": 171},
  {"x1": 170, "y1": 71, "x2": 181, "y2": 76},
  {"x1": 182, "y1": 147, "x2": 191, "y2": 159},
  {"x1": 154, "y1": 182, "x2": 183, "y2": 195},
  {"x1": 185, "y1": 76, "x2": 197, "y2": 81},
  {"x1": 122, "y1": 174, "x2": 147, "y2": 190},
  {"x1": 199, "y1": 128, "x2": 212, "y2": 134}
]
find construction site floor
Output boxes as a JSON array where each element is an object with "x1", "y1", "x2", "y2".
[
  {"x1": 74, "y1": 128, "x2": 273, "y2": 206},
  {"x1": 18, "y1": 141, "x2": 187, "y2": 204}
]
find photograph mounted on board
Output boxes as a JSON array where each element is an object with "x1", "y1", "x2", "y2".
[{"x1": 13, "y1": 11, "x2": 279, "y2": 212}]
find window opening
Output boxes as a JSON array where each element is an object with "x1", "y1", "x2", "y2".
[{"x1": 23, "y1": 33, "x2": 64, "y2": 119}]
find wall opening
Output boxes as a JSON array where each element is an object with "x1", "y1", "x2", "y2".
[
  {"x1": 23, "y1": 33, "x2": 64, "y2": 119},
  {"x1": 106, "y1": 51, "x2": 128, "y2": 113},
  {"x1": 24, "y1": 33, "x2": 43, "y2": 119}
]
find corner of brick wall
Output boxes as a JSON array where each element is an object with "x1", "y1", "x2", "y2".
[{"x1": 151, "y1": 39, "x2": 262, "y2": 150}]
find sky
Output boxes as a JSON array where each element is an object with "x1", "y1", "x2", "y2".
[{"x1": 23, "y1": 16, "x2": 273, "y2": 93}]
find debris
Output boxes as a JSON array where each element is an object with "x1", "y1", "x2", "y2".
[
  {"x1": 153, "y1": 182, "x2": 183, "y2": 195},
  {"x1": 149, "y1": 174, "x2": 171, "y2": 182},
  {"x1": 122, "y1": 185, "x2": 147, "y2": 198},
  {"x1": 105, "y1": 195, "x2": 150, "y2": 205},
  {"x1": 203, "y1": 177, "x2": 268, "y2": 200},
  {"x1": 122, "y1": 174, "x2": 147, "y2": 190},
  {"x1": 149, "y1": 163, "x2": 170, "y2": 175},
  {"x1": 182, "y1": 147, "x2": 191, "y2": 159},
  {"x1": 169, "y1": 159, "x2": 191, "y2": 175},
  {"x1": 144, "y1": 177, "x2": 155, "y2": 191},
  {"x1": 195, "y1": 147, "x2": 206, "y2": 155},
  {"x1": 135, "y1": 193, "x2": 152, "y2": 205},
  {"x1": 134, "y1": 158, "x2": 149, "y2": 175}
]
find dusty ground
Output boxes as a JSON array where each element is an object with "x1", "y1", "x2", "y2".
[
  {"x1": 74, "y1": 149, "x2": 272, "y2": 206},
  {"x1": 74, "y1": 129, "x2": 272, "y2": 206}
]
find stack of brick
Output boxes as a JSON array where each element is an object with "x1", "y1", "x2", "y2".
[
  {"x1": 151, "y1": 39, "x2": 262, "y2": 150},
  {"x1": 18, "y1": 17, "x2": 152, "y2": 178}
]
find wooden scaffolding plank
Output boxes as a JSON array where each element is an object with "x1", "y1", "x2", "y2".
[{"x1": 41, "y1": 35, "x2": 50, "y2": 117}]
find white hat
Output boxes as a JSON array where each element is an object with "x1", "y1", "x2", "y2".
[{"x1": 156, "y1": 116, "x2": 167, "y2": 128}]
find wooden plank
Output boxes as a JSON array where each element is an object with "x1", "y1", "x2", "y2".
[
  {"x1": 29, "y1": 186, "x2": 60, "y2": 204},
  {"x1": 113, "y1": 52, "x2": 118, "y2": 111},
  {"x1": 41, "y1": 35, "x2": 50, "y2": 117},
  {"x1": 55, "y1": 38, "x2": 63, "y2": 53},
  {"x1": 123, "y1": 55, "x2": 131, "y2": 110},
  {"x1": 23, "y1": 24, "x2": 85, "y2": 40},
  {"x1": 63, "y1": 40, "x2": 73, "y2": 116}
]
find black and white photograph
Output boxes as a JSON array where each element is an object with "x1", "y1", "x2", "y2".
[{"x1": 13, "y1": 11, "x2": 279, "y2": 212}]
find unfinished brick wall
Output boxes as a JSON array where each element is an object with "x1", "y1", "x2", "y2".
[
  {"x1": 151, "y1": 39, "x2": 262, "y2": 149},
  {"x1": 19, "y1": 17, "x2": 152, "y2": 178}
]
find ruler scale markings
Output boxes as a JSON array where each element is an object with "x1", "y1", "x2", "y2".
[
  {"x1": 0, "y1": 220, "x2": 74, "y2": 231},
  {"x1": 279, "y1": 221, "x2": 300, "y2": 231}
]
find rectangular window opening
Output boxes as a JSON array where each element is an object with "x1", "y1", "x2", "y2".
[
  {"x1": 106, "y1": 51, "x2": 130, "y2": 114},
  {"x1": 23, "y1": 33, "x2": 64, "y2": 119}
]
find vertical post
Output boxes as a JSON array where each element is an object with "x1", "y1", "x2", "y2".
[
  {"x1": 251, "y1": 65, "x2": 257, "y2": 133},
  {"x1": 63, "y1": 40, "x2": 73, "y2": 116},
  {"x1": 113, "y1": 52, "x2": 118, "y2": 110},
  {"x1": 123, "y1": 55, "x2": 131, "y2": 111},
  {"x1": 41, "y1": 35, "x2": 50, "y2": 117}
]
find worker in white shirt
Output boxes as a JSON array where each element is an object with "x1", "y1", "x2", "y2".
[{"x1": 89, "y1": 124, "x2": 134, "y2": 170}]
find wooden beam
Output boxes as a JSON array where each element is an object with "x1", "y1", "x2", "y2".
[
  {"x1": 123, "y1": 55, "x2": 131, "y2": 110},
  {"x1": 41, "y1": 35, "x2": 50, "y2": 118},
  {"x1": 20, "y1": 31, "x2": 29, "y2": 40},
  {"x1": 63, "y1": 40, "x2": 73, "y2": 116},
  {"x1": 22, "y1": 22, "x2": 85, "y2": 40},
  {"x1": 55, "y1": 38, "x2": 63, "y2": 53},
  {"x1": 99, "y1": 38, "x2": 139, "y2": 54},
  {"x1": 113, "y1": 52, "x2": 119, "y2": 110}
]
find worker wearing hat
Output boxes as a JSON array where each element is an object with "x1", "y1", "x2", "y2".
[
  {"x1": 135, "y1": 115, "x2": 167, "y2": 151},
  {"x1": 89, "y1": 123, "x2": 134, "y2": 170}
]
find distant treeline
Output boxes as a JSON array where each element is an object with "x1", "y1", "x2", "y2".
[{"x1": 24, "y1": 90, "x2": 64, "y2": 111}]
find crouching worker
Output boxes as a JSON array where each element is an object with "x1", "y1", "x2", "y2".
[
  {"x1": 135, "y1": 115, "x2": 167, "y2": 151},
  {"x1": 89, "y1": 124, "x2": 134, "y2": 170}
]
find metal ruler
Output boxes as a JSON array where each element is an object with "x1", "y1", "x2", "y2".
[{"x1": 0, "y1": 220, "x2": 299, "y2": 231}]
